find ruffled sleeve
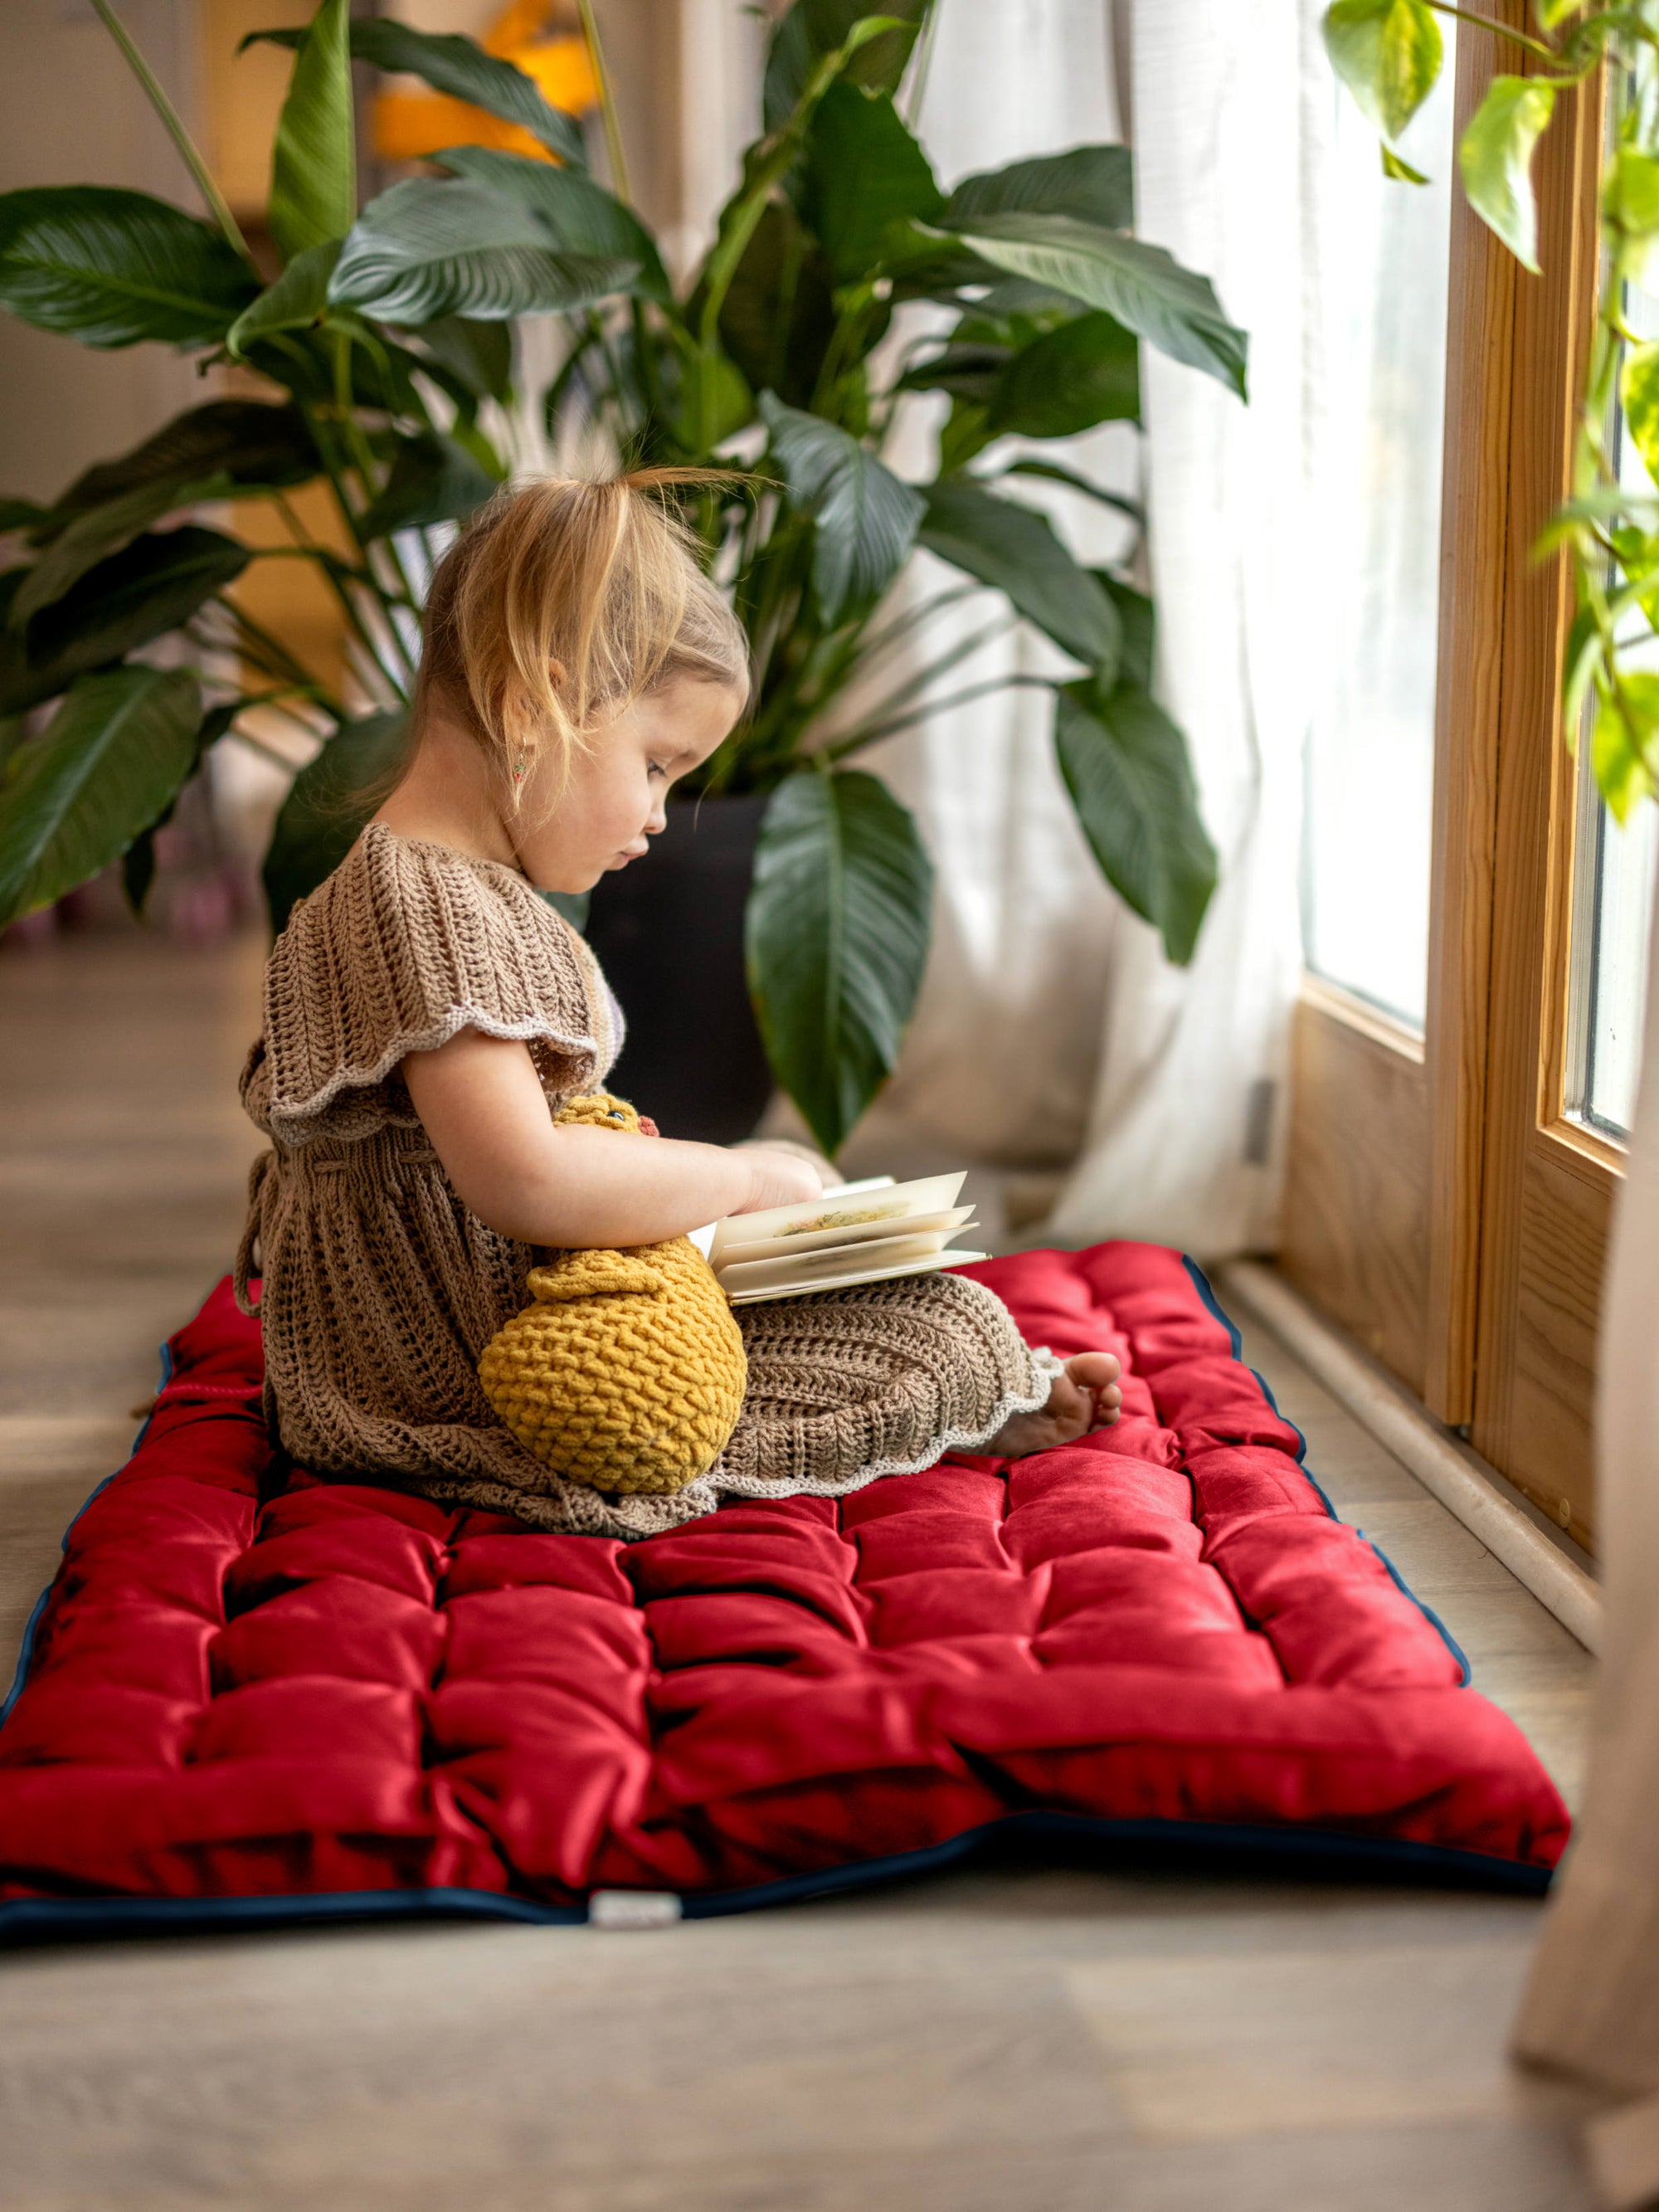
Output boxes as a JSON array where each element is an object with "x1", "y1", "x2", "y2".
[{"x1": 246, "y1": 823, "x2": 621, "y2": 1147}]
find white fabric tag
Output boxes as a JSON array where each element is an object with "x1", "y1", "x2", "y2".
[{"x1": 587, "y1": 1889, "x2": 683, "y2": 1930}]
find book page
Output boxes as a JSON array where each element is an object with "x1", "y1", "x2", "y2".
[
  {"x1": 707, "y1": 1172, "x2": 967, "y2": 1263},
  {"x1": 715, "y1": 1226, "x2": 974, "y2": 1295},
  {"x1": 714, "y1": 1205, "x2": 976, "y2": 1267}
]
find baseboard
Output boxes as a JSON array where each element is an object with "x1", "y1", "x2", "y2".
[{"x1": 1214, "y1": 1259, "x2": 1603, "y2": 1656}]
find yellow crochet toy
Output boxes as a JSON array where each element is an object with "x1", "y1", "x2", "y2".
[{"x1": 476, "y1": 1094, "x2": 747, "y2": 1495}]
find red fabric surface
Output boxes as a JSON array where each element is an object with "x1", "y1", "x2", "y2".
[{"x1": 0, "y1": 1245, "x2": 1569, "y2": 1909}]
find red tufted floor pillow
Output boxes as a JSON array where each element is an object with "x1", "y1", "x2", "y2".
[{"x1": 0, "y1": 1245, "x2": 1569, "y2": 1938}]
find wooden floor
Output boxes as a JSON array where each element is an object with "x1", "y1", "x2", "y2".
[{"x1": 0, "y1": 933, "x2": 1598, "y2": 2212}]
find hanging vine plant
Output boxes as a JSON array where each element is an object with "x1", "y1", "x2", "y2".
[{"x1": 1324, "y1": 0, "x2": 1659, "y2": 821}]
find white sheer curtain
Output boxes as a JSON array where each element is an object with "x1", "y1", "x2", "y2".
[
  {"x1": 1514, "y1": 881, "x2": 1659, "y2": 2208},
  {"x1": 821, "y1": 1, "x2": 1138, "y2": 1220},
  {"x1": 1048, "y1": 0, "x2": 1322, "y2": 1256},
  {"x1": 811, "y1": 0, "x2": 1316, "y2": 1263}
]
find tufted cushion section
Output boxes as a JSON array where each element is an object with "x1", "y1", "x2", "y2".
[{"x1": 0, "y1": 1245, "x2": 1569, "y2": 1930}]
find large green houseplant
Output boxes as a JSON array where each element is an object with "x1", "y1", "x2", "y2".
[{"x1": 0, "y1": 0, "x2": 1245, "y2": 1155}]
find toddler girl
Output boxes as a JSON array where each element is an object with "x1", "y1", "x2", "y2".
[{"x1": 236, "y1": 473, "x2": 1121, "y2": 1537}]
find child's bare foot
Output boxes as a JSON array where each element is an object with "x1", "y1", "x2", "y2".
[{"x1": 985, "y1": 1352, "x2": 1123, "y2": 1459}]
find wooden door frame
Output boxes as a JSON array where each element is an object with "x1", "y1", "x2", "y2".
[
  {"x1": 1282, "y1": 9, "x2": 1521, "y2": 1412},
  {"x1": 1281, "y1": 5, "x2": 1620, "y2": 1544},
  {"x1": 1467, "y1": 49, "x2": 1615, "y2": 1547}
]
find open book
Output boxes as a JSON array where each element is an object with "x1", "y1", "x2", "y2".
[{"x1": 691, "y1": 1173, "x2": 988, "y2": 1306}]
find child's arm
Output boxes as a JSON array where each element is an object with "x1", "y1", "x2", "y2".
[{"x1": 402, "y1": 1027, "x2": 822, "y2": 1248}]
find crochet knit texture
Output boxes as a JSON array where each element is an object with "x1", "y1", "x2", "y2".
[
  {"x1": 477, "y1": 1094, "x2": 747, "y2": 1494},
  {"x1": 236, "y1": 823, "x2": 1053, "y2": 1537}
]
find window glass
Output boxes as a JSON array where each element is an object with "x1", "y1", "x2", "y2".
[
  {"x1": 1300, "y1": 29, "x2": 1458, "y2": 1030},
  {"x1": 1568, "y1": 262, "x2": 1659, "y2": 1140},
  {"x1": 1570, "y1": 794, "x2": 1657, "y2": 1138}
]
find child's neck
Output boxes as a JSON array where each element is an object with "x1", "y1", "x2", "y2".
[{"x1": 371, "y1": 712, "x2": 518, "y2": 870}]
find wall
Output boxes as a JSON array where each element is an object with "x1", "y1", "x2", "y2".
[{"x1": 0, "y1": 0, "x2": 208, "y2": 504}]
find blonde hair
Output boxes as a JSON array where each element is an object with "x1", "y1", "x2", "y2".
[{"x1": 414, "y1": 469, "x2": 750, "y2": 802}]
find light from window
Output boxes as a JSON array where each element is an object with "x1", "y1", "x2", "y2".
[
  {"x1": 1300, "y1": 30, "x2": 1457, "y2": 1031},
  {"x1": 1568, "y1": 251, "x2": 1659, "y2": 1141},
  {"x1": 1569, "y1": 795, "x2": 1656, "y2": 1138}
]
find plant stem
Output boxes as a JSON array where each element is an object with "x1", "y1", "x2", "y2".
[
  {"x1": 90, "y1": 0, "x2": 255, "y2": 265},
  {"x1": 1423, "y1": 2, "x2": 1567, "y2": 66},
  {"x1": 577, "y1": 0, "x2": 632, "y2": 205},
  {"x1": 215, "y1": 708, "x2": 319, "y2": 769},
  {"x1": 822, "y1": 672, "x2": 1055, "y2": 759},
  {"x1": 858, "y1": 582, "x2": 983, "y2": 669},
  {"x1": 319, "y1": 559, "x2": 411, "y2": 701},
  {"x1": 834, "y1": 614, "x2": 1016, "y2": 739},
  {"x1": 903, "y1": 0, "x2": 943, "y2": 126},
  {"x1": 214, "y1": 594, "x2": 346, "y2": 722}
]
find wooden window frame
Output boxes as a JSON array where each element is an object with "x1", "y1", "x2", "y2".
[{"x1": 1281, "y1": 5, "x2": 1618, "y2": 1551}]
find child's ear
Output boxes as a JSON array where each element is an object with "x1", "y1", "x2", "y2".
[{"x1": 547, "y1": 658, "x2": 567, "y2": 690}]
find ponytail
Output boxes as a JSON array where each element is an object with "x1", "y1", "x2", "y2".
[{"x1": 415, "y1": 468, "x2": 749, "y2": 806}]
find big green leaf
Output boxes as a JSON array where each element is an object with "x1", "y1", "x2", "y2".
[
  {"x1": 268, "y1": 0, "x2": 353, "y2": 266},
  {"x1": 1000, "y1": 456, "x2": 1144, "y2": 526},
  {"x1": 328, "y1": 179, "x2": 635, "y2": 324},
  {"x1": 412, "y1": 315, "x2": 513, "y2": 405},
  {"x1": 713, "y1": 201, "x2": 837, "y2": 410},
  {"x1": 1381, "y1": 145, "x2": 1430, "y2": 184},
  {"x1": 699, "y1": 13, "x2": 913, "y2": 351},
  {"x1": 0, "y1": 187, "x2": 254, "y2": 349},
  {"x1": 943, "y1": 145, "x2": 1134, "y2": 232},
  {"x1": 226, "y1": 240, "x2": 341, "y2": 357},
  {"x1": 990, "y1": 311, "x2": 1140, "y2": 436},
  {"x1": 763, "y1": 0, "x2": 929, "y2": 134},
  {"x1": 897, "y1": 341, "x2": 1011, "y2": 406},
  {"x1": 761, "y1": 393, "x2": 924, "y2": 623},
  {"x1": 40, "y1": 402, "x2": 318, "y2": 533},
  {"x1": 358, "y1": 431, "x2": 499, "y2": 540},
  {"x1": 264, "y1": 709, "x2": 410, "y2": 933},
  {"x1": 1053, "y1": 680, "x2": 1216, "y2": 964},
  {"x1": 799, "y1": 80, "x2": 943, "y2": 281},
  {"x1": 245, "y1": 17, "x2": 586, "y2": 168},
  {"x1": 669, "y1": 346, "x2": 753, "y2": 455},
  {"x1": 919, "y1": 478, "x2": 1121, "y2": 675},
  {"x1": 0, "y1": 527, "x2": 249, "y2": 715},
  {"x1": 434, "y1": 146, "x2": 669, "y2": 302},
  {"x1": 747, "y1": 767, "x2": 934, "y2": 1156},
  {"x1": 1458, "y1": 75, "x2": 1556, "y2": 273},
  {"x1": 1623, "y1": 341, "x2": 1659, "y2": 490},
  {"x1": 124, "y1": 699, "x2": 239, "y2": 914},
  {"x1": 935, "y1": 212, "x2": 1246, "y2": 398},
  {"x1": 1323, "y1": 0, "x2": 1444, "y2": 144},
  {"x1": 1603, "y1": 147, "x2": 1659, "y2": 289},
  {"x1": 12, "y1": 472, "x2": 238, "y2": 625},
  {"x1": 1592, "y1": 679, "x2": 1659, "y2": 824},
  {"x1": 1097, "y1": 574, "x2": 1155, "y2": 690},
  {"x1": 0, "y1": 665, "x2": 201, "y2": 926}
]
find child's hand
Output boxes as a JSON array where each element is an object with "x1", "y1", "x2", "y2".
[
  {"x1": 732, "y1": 1147, "x2": 826, "y2": 1214},
  {"x1": 729, "y1": 1135, "x2": 835, "y2": 1188}
]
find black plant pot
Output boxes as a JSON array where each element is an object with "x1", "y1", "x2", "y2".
[{"x1": 581, "y1": 792, "x2": 774, "y2": 1143}]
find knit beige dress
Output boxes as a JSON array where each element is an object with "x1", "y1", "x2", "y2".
[{"x1": 236, "y1": 822, "x2": 1058, "y2": 1539}]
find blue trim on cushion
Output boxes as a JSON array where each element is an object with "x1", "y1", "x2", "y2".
[
  {"x1": 1180, "y1": 1257, "x2": 1472, "y2": 1687},
  {"x1": 0, "y1": 1886, "x2": 586, "y2": 1944},
  {"x1": 0, "y1": 1808, "x2": 1551, "y2": 1946},
  {"x1": 1355, "y1": 1533, "x2": 1473, "y2": 1684},
  {"x1": 0, "y1": 1339, "x2": 172, "y2": 1731}
]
